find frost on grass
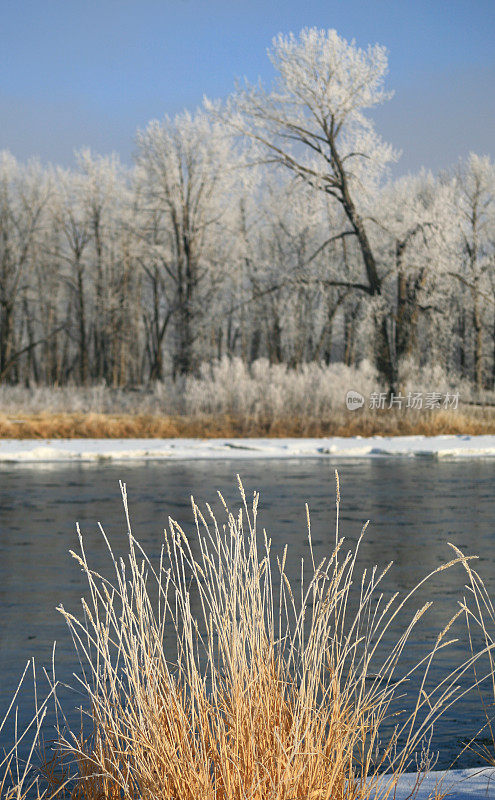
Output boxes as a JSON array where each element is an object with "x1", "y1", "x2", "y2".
[
  {"x1": 0, "y1": 358, "x2": 484, "y2": 418},
  {"x1": 0, "y1": 476, "x2": 493, "y2": 800}
]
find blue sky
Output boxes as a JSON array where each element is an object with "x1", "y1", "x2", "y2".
[{"x1": 1, "y1": 0, "x2": 494, "y2": 173}]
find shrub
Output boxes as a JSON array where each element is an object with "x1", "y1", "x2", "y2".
[{"x1": 2, "y1": 475, "x2": 475, "y2": 800}]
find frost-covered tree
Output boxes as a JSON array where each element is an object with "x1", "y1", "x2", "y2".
[
  {"x1": 452, "y1": 154, "x2": 495, "y2": 389},
  {"x1": 207, "y1": 27, "x2": 400, "y2": 388},
  {"x1": 136, "y1": 110, "x2": 240, "y2": 375},
  {"x1": 239, "y1": 174, "x2": 350, "y2": 365},
  {"x1": 0, "y1": 153, "x2": 51, "y2": 381},
  {"x1": 370, "y1": 171, "x2": 458, "y2": 378},
  {"x1": 52, "y1": 165, "x2": 94, "y2": 383},
  {"x1": 76, "y1": 150, "x2": 129, "y2": 383},
  {"x1": 49, "y1": 154, "x2": 142, "y2": 386},
  {"x1": 0, "y1": 27, "x2": 493, "y2": 393}
]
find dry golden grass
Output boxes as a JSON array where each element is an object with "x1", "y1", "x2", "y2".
[
  {"x1": 28, "y1": 479, "x2": 490, "y2": 800},
  {"x1": 0, "y1": 405, "x2": 493, "y2": 438},
  {"x1": 1, "y1": 476, "x2": 492, "y2": 800},
  {"x1": 0, "y1": 662, "x2": 56, "y2": 800},
  {"x1": 453, "y1": 547, "x2": 495, "y2": 769}
]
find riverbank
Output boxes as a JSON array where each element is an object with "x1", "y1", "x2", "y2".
[
  {"x1": 1, "y1": 434, "x2": 495, "y2": 461},
  {"x1": 0, "y1": 406, "x2": 494, "y2": 440}
]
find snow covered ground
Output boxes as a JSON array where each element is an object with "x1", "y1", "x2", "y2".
[
  {"x1": 393, "y1": 767, "x2": 495, "y2": 798},
  {"x1": 0, "y1": 435, "x2": 494, "y2": 462}
]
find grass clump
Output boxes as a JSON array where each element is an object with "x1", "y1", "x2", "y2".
[
  {"x1": 1, "y1": 358, "x2": 494, "y2": 437},
  {"x1": 0, "y1": 406, "x2": 495, "y2": 438},
  {"x1": 0, "y1": 475, "x2": 490, "y2": 800}
]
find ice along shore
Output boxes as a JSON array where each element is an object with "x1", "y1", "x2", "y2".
[{"x1": 0, "y1": 434, "x2": 495, "y2": 462}]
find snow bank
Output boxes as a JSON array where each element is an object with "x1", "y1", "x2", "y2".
[
  {"x1": 0, "y1": 435, "x2": 494, "y2": 462},
  {"x1": 394, "y1": 767, "x2": 495, "y2": 798}
]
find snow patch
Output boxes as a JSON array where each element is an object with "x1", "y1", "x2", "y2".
[
  {"x1": 393, "y1": 767, "x2": 495, "y2": 799},
  {"x1": 0, "y1": 435, "x2": 494, "y2": 463}
]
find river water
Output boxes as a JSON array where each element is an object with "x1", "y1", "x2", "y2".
[{"x1": 0, "y1": 457, "x2": 494, "y2": 770}]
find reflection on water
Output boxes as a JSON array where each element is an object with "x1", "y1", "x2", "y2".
[{"x1": 0, "y1": 458, "x2": 493, "y2": 769}]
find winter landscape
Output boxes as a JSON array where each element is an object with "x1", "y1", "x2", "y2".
[{"x1": 1, "y1": 2, "x2": 495, "y2": 798}]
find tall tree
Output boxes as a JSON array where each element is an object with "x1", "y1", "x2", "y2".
[
  {"x1": 136, "y1": 110, "x2": 239, "y2": 375},
  {"x1": 373, "y1": 171, "x2": 456, "y2": 375},
  {"x1": 0, "y1": 153, "x2": 51, "y2": 382},
  {"x1": 453, "y1": 154, "x2": 495, "y2": 390},
  {"x1": 53, "y1": 166, "x2": 94, "y2": 384},
  {"x1": 207, "y1": 27, "x2": 399, "y2": 388}
]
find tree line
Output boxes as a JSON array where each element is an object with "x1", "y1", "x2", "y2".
[{"x1": 1, "y1": 28, "x2": 494, "y2": 392}]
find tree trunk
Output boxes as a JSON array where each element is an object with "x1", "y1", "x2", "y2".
[
  {"x1": 492, "y1": 312, "x2": 495, "y2": 390},
  {"x1": 0, "y1": 303, "x2": 14, "y2": 381},
  {"x1": 375, "y1": 314, "x2": 397, "y2": 394},
  {"x1": 268, "y1": 312, "x2": 282, "y2": 364},
  {"x1": 76, "y1": 260, "x2": 88, "y2": 385},
  {"x1": 23, "y1": 294, "x2": 39, "y2": 383},
  {"x1": 473, "y1": 298, "x2": 483, "y2": 391},
  {"x1": 344, "y1": 305, "x2": 359, "y2": 366},
  {"x1": 329, "y1": 142, "x2": 395, "y2": 389},
  {"x1": 250, "y1": 326, "x2": 261, "y2": 363}
]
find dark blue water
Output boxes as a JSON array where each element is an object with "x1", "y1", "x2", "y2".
[{"x1": 0, "y1": 458, "x2": 494, "y2": 771}]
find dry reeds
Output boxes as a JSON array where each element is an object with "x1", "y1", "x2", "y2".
[
  {"x1": 451, "y1": 546, "x2": 495, "y2": 768},
  {"x1": 2, "y1": 476, "x2": 493, "y2": 800},
  {"x1": 0, "y1": 661, "x2": 58, "y2": 800},
  {"x1": 13, "y1": 476, "x2": 482, "y2": 800},
  {"x1": 0, "y1": 406, "x2": 494, "y2": 438}
]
